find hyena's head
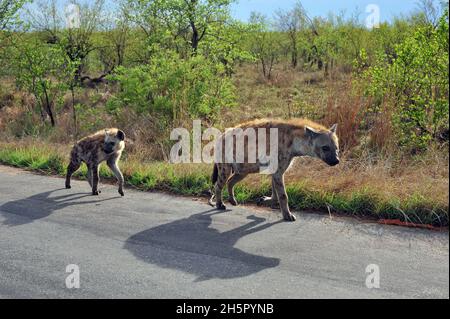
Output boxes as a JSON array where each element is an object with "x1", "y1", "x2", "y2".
[
  {"x1": 305, "y1": 124, "x2": 340, "y2": 166},
  {"x1": 104, "y1": 129, "x2": 126, "y2": 154}
]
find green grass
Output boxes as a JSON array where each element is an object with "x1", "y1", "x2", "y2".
[{"x1": 0, "y1": 143, "x2": 447, "y2": 227}]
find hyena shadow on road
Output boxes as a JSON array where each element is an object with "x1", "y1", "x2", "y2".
[
  {"x1": 124, "y1": 209, "x2": 282, "y2": 281},
  {"x1": 0, "y1": 189, "x2": 116, "y2": 226}
]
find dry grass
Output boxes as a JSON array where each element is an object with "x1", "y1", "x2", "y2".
[{"x1": 223, "y1": 64, "x2": 329, "y2": 125}]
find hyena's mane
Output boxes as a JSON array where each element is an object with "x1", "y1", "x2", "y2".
[
  {"x1": 78, "y1": 128, "x2": 122, "y2": 144},
  {"x1": 235, "y1": 118, "x2": 330, "y2": 136}
]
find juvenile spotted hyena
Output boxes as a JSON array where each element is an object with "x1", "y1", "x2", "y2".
[
  {"x1": 65, "y1": 128, "x2": 126, "y2": 196},
  {"x1": 209, "y1": 118, "x2": 340, "y2": 222}
]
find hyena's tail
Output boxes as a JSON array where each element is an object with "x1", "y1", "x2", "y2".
[
  {"x1": 69, "y1": 146, "x2": 78, "y2": 162},
  {"x1": 208, "y1": 164, "x2": 219, "y2": 207}
]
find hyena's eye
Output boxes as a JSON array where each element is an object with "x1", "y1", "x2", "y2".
[{"x1": 322, "y1": 146, "x2": 331, "y2": 152}]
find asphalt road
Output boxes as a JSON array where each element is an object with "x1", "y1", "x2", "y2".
[{"x1": 0, "y1": 165, "x2": 448, "y2": 299}]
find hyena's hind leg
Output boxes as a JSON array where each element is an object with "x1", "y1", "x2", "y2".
[
  {"x1": 65, "y1": 152, "x2": 81, "y2": 189},
  {"x1": 107, "y1": 156, "x2": 125, "y2": 196},
  {"x1": 210, "y1": 164, "x2": 232, "y2": 210},
  {"x1": 227, "y1": 173, "x2": 248, "y2": 206},
  {"x1": 257, "y1": 178, "x2": 279, "y2": 209}
]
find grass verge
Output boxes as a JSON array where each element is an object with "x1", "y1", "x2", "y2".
[{"x1": 0, "y1": 141, "x2": 448, "y2": 227}]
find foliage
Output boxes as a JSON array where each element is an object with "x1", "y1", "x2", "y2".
[
  {"x1": 0, "y1": 0, "x2": 28, "y2": 30},
  {"x1": 249, "y1": 12, "x2": 280, "y2": 79},
  {"x1": 127, "y1": 0, "x2": 236, "y2": 54},
  {"x1": 27, "y1": 0, "x2": 106, "y2": 82},
  {"x1": 360, "y1": 10, "x2": 449, "y2": 152},
  {"x1": 13, "y1": 38, "x2": 78, "y2": 127},
  {"x1": 107, "y1": 47, "x2": 236, "y2": 125}
]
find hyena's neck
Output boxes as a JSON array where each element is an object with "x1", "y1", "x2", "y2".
[{"x1": 290, "y1": 134, "x2": 313, "y2": 158}]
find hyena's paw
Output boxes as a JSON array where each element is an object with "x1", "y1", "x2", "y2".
[
  {"x1": 65, "y1": 184, "x2": 71, "y2": 189},
  {"x1": 283, "y1": 213, "x2": 297, "y2": 222},
  {"x1": 229, "y1": 197, "x2": 238, "y2": 206},
  {"x1": 257, "y1": 196, "x2": 272, "y2": 206},
  {"x1": 216, "y1": 202, "x2": 227, "y2": 210},
  {"x1": 92, "y1": 190, "x2": 101, "y2": 196},
  {"x1": 118, "y1": 189, "x2": 125, "y2": 197}
]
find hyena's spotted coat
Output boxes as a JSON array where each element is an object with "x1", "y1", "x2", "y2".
[
  {"x1": 209, "y1": 118, "x2": 340, "y2": 222},
  {"x1": 65, "y1": 128, "x2": 126, "y2": 196}
]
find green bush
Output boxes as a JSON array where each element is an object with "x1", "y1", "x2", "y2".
[
  {"x1": 360, "y1": 10, "x2": 449, "y2": 152},
  {"x1": 107, "y1": 48, "x2": 236, "y2": 125}
]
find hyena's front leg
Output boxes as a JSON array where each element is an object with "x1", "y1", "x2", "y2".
[
  {"x1": 272, "y1": 173, "x2": 296, "y2": 222},
  {"x1": 87, "y1": 167, "x2": 93, "y2": 187},
  {"x1": 90, "y1": 163, "x2": 100, "y2": 195},
  {"x1": 107, "y1": 157, "x2": 124, "y2": 196}
]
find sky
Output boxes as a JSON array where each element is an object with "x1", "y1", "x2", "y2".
[
  {"x1": 25, "y1": 0, "x2": 440, "y2": 24},
  {"x1": 230, "y1": 0, "x2": 423, "y2": 22}
]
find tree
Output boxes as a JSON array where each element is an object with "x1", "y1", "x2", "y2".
[
  {"x1": 0, "y1": 0, "x2": 28, "y2": 58},
  {"x1": 182, "y1": 0, "x2": 233, "y2": 53},
  {"x1": 415, "y1": 0, "x2": 448, "y2": 27},
  {"x1": 127, "y1": 0, "x2": 235, "y2": 56},
  {"x1": 13, "y1": 39, "x2": 77, "y2": 127},
  {"x1": 100, "y1": 6, "x2": 130, "y2": 70},
  {"x1": 27, "y1": 0, "x2": 105, "y2": 83},
  {"x1": 275, "y1": 2, "x2": 307, "y2": 68},
  {"x1": 0, "y1": 0, "x2": 28, "y2": 31},
  {"x1": 125, "y1": 0, "x2": 249, "y2": 75},
  {"x1": 249, "y1": 12, "x2": 280, "y2": 80},
  {"x1": 361, "y1": 10, "x2": 449, "y2": 152}
]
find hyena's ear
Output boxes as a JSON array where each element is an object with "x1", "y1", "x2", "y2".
[
  {"x1": 329, "y1": 124, "x2": 338, "y2": 134},
  {"x1": 305, "y1": 126, "x2": 320, "y2": 139},
  {"x1": 116, "y1": 130, "x2": 126, "y2": 141}
]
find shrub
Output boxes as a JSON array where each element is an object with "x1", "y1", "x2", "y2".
[
  {"x1": 360, "y1": 10, "x2": 449, "y2": 153},
  {"x1": 107, "y1": 48, "x2": 236, "y2": 126}
]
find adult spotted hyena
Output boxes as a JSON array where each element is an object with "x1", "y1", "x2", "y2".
[
  {"x1": 209, "y1": 119, "x2": 340, "y2": 222},
  {"x1": 65, "y1": 128, "x2": 126, "y2": 196}
]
